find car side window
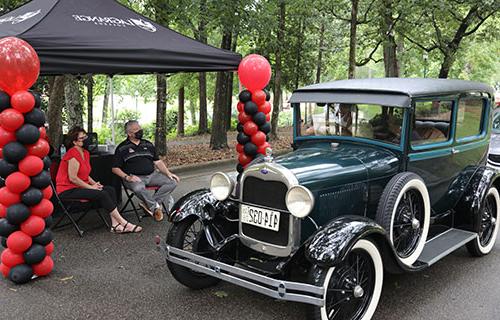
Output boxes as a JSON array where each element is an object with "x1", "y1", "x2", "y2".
[
  {"x1": 456, "y1": 98, "x2": 484, "y2": 140},
  {"x1": 411, "y1": 100, "x2": 452, "y2": 146}
]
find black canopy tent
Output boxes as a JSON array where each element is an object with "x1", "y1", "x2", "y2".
[{"x1": 0, "y1": 0, "x2": 241, "y2": 75}]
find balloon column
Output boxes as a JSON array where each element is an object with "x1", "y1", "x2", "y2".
[
  {"x1": 0, "y1": 37, "x2": 54, "y2": 284},
  {"x1": 236, "y1": 54, "x2": 272, "y2": 174}
]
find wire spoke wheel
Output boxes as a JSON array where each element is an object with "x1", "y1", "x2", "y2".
[
  {"x1": 393, "y1": 189, "x2": 424, "y2": 258},
  {"x1": 479, "y1": 193, "x2": 497, "y2": 247}
]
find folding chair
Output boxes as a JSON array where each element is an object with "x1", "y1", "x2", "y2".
[{"x1": 119, "y1": 181, "x2": 168, "y2": 222}]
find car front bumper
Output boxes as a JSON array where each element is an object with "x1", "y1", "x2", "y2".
[{"x1": 158, "y1": 241, "x2": 325, "y2": 307}]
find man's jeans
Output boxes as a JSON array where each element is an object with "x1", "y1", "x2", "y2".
[{"x1": 122, "y1": 171, "x2": 177, "y2": 212}]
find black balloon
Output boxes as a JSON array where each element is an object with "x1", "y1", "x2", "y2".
[
  {"x1": 21, "y1": 188, "x2": 44, "y2": 206},
  {"x1": 1, "y1": 236, "x2": 6, "y2": 248},
  {"x1": 236, "y1": 122, "x2": 244, "y2": 133},
  {"x1": 9, "y1": 264, "x2": 33, "y2": 284},
  {"x1": 244, "y1": 142, "x2": 258, "y2": 157},
  {"x1": 0, "y1": 159, "x2": 18, "y2": 178},
  {"x1": 236, "y1": 164, "x2": 244, "y2": 173},
  {"x1": 0, "y1": 218, "x2": 18, "y2": 237},
  {"x1": 266, "y1": 135, "x2": 270, "y2": 142},
  {"x1": 16, "y1": 124, "x2": 41, "y2": 145},
  {"x1": 0, "y1": 177, "x2": 4, "y2": 188},
  {"x1": 30, "y1": 91, "x2": 41, "y2": 109},
  {"x1": 31, "y1": 170, "x2": 51, "y2": 189},
  {"x1": 265, "y1": 89, "x2": 271, "y2": 101},
  {"x1": 237, "y1": 132, "x2": 250, "y2": 145},
  {"x1": 3, "y1": 142, "x2": 27, "y2": 164},
  {"x1": 33, "y1": 228, "x2": 53, "y2": 246},
  {"x1": 6, "y1": 204, "x2": 31, "y2": 225},
  {"x1": 244, "y1": 101, "x2": 258, "y2": 115},
  {"x1": 238, "y1": 90, "x2": 252, "y2": 103},
  {"x1": 44, "y1": 216, "x2": 53, "y2": 228},
  {"x1": 24, "y1": 244, "x2": 46, "y2": 265},
  {"x1": 24, "y1": 108, "x2": 46, "y2": 127},
  {"x1": 43, "y1": 156, "x2": 51, "y2": 170},
  {"x1": 260, "y1": 122, "x2": 271, "y2": 134},
  {"x1": 253, "y1": 112, "x2": 266, "y2": 126},
  {"x1": 0, "y1": 91, "x2": 10, "y2": 112}
]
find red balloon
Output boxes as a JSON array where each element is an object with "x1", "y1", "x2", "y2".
[
  {"x1": 238, "y1": 112, "x2": 252, "y2": 124},
  {"x1": 0, "y1": 147, "x2": 2, "y2": 158},
  {"x1": 258, "y1": 101, "x2": 272, "y2": 114},
  {"x1": 266, "y1": 113, "x2": 271, "y2": 122},
  {"x1": 27, "y1": 138, "x2": 49, "y2": 158},
  {"x1": 39, "y1": 127, "x2": 47, "y2": 140},
  {"x1": 238, "y1": 54, "x2": 272, "y2": 92},
  {"x1": 237, "y1": 102, "x2": 244, "y2": 113},
  {"x1": 251, "y1": 131, "x2": 267, "y2": 146},
  {"x1": 7, "y1": 231, "x2": 32, "y2": 253},
  {"x1": 0, "y1": 203, "x2": 6, "y2": 218},
  {"x1": 11, "y1": 91, "x2": 35, "y2": 114},
  {"x1": 20, "y1": 215, "x2": 45, "y2": 237},
  {"x1": 243, "y1": 121, "x2": 259, "y2": 136},
  {"x1": 257, "y1": 142, "x2": 271, "y2": 155},
  {"x1": 0, "y1": 37, "x2": 40, "y2": 96},
  {"x1": 1, "y1": 248, "x2": 24, "y2": 267},
  {"x1": 19, "y1": 155, "x2": 44, "y2": 176},
  {"x1": 0, "y1": 263, "x2": 10, "y2": 278},
  {"x1": 0, "y1": 126, "x2": 16, "y2": 147},
  {"x1": 0, "y1": 187, "x2": 21, "y2": 207},
  {"x1": 42, "y1": 186, "x2": 53, "y2": 199},
  {"x1": 31, "y1": 198, "x2": 54, "y2": 218},
  {"x1": 235, "y1": 143, "x2": 244, "y2": 154},
  {"x1": 252, "y1": 90, "x2": 267, "y2": 105},
  {"x1": 238, "y1": 153, "x2": 252, "y2": 166},
  {"x1": 0, "y1": 108, "x2": 24, "y2": 131},
  {"x1": 45, "y1": 242, "x2": 54, "y2": 255},
  {"x1": 6, "y1": 171, "x2": 31, "y2": 193},
  {"x1": 32, "y1": 255, "x2": 53, "y2": 277}
]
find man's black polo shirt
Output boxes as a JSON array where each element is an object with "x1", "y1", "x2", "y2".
[{"x1": 113, "y1": 139, "x2": 159, "y2": 175}]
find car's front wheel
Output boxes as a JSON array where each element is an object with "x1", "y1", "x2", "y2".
[
  {"x1": 308, "y1": 239, "x2": 384, "y2": 320},
  {"x1": 166, "y1": 217, "x2": 221, "y2": 289},
  {"x1": 466, "y1": 187, "x2": 500, "y2": 257}
]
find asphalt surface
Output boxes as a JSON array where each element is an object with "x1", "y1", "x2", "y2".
[{"x1": 1, "y1": 162, "x2": 499, "y2": 320}]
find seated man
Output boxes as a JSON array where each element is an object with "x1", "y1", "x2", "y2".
[{"x1": 112, "y1": 120, "x2": 179, "y2": 222}]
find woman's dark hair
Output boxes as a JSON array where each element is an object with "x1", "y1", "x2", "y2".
[{"x1": 65, "y1": 126, "x2": 86, "y2": 149}]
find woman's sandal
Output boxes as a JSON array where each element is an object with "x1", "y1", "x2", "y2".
[{"x1": 110, "y1": 222, "x2": 142, "y2": 234}]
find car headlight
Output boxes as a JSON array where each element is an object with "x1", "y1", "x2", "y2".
[
  {"x1": 285, "y1": 185, "x2": 314, "y2": 218},
  {"x1": 210, "y1": 172, "x2": 234, "y2": 201}
]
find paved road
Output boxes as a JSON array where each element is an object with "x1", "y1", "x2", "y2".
[{"x1": 0, "y1": 163, "x2": 499, "y2": 320}]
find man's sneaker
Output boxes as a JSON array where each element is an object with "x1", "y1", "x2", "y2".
[
  {"x1": 139, "y1": 202, "x2": 153, "y2": 216},
  {"x1": 153, "y1": 205, "x2": 164, "y2": 222}
]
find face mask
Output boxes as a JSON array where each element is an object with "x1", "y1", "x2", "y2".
[
  {"x1": 134, "y1": 129, "x2": 144, "y2": 140},
  {"x1": 82, "y1": 137, "x2": 91, "y2": 149}
]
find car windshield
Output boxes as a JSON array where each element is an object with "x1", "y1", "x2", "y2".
[
  {"x1": 296, "y1": 102, "x2": 404, "y2": 145},
  {"x1": 493, "y1": 111, "x2": 500, "y2": 133}
]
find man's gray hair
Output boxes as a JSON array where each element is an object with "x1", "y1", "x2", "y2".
[{"x1": 125, "y1": 120, "x2": 139, "y2": 133}]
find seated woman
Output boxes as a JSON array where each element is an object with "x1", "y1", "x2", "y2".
[{"x1": 56, "y1": 127, "x2": 142, "y2": 234}]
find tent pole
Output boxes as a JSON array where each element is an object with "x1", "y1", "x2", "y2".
[{"x1": 109, "y1": 76, "x2": 116, "y2": 145}]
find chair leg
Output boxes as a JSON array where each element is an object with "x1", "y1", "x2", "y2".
[
  {"x1": 120, "y1": 189, "x2": 142, "y2": 223},
  {"x1": 96, "y1": 209, "x2": 110, "y2": 229},
  {"x1": 51, "y1": 208, "x2": 84, "y2": 237}
]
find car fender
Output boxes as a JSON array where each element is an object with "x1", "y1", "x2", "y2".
[
  {"x1": 455, "y1": 166, "x2": 500, "y2": 231},
  {"x1": 168, "y1": 189, "x2": 216, "y2": 223}
]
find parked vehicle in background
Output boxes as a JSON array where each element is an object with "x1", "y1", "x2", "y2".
[
  {"x1": 488, "y1": 109, "x2": 500, "y2": 169},
  {"x1": 160, "y1": 78, "x2": 497, "y2": 320}
]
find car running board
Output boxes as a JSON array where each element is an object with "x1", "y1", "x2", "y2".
[{"x1": 416, "y1": 228, "x2": 477, "y2": 266}]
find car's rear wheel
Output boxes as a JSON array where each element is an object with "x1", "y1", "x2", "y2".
[
  {"x1": 466, "y1": 187, "x2": 500, "y2": 257},
  {"x1": 166, "y1": 217, "x2": 221, "y2": 289},
  {"x1": 308, "y1": 239, "x2": 383, "y2": 320},
  {"x1": 376, "y1": 172, "x2": 430, "y2": 266}
]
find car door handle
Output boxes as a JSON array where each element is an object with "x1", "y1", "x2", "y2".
[{"x1": 451, "y1": 148, "x2": 459, "y2": 154}]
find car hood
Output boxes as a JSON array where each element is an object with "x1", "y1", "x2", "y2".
[{"x1": 274, "y1": 141, "x2": 401, "y2": 191}]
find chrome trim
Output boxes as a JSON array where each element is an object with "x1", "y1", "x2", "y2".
[
  {"x1": 239, "y1": 162, "x2": 301, "y2": 257},
  {"x1": 164, "y1": 245, "x2": 324, "y2": 307}
]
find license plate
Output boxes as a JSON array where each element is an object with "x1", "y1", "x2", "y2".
[{"x1": 240, "y1": 204, "x2": 280, "y2": 232}]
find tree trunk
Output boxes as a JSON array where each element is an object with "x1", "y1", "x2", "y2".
[
  {"x1": 87, "y1": 75, "x2": 93, "y2": 132},
  {"x1": 381, "y1": 0, "x2": 399, "y2": 77},
  {"x1": 189, "y1": 101, "x2": 197, "y2": 126},
  {"x1": 197, "y1": 0, "x2": 208, "y2": 134},
  {"x1": 64, "y1": 74, "x2": 83, "y2": 129},
  {"x1": 210, "y1": 32, "x2": 232, "y2": 150},
  {"x1": 47, "y1": 76, "x2": 65, "y2": 149},
  {"x1": 270, "y1": 0, "x2": 285, "y2": 141},
  {"x1": 225, "y1": 33, "x2": 238, "y2": 131},
  {"x1": 102, "y1": 77, "x2": 110, "y2": 126},
  {"x1": 155, "y1": 74, "x2": 167, "y2": 156},
  {"x1": 348, "y1": 0, "x2": 359, "y2": 79},
  {"x1": 316, "y1": 22, "x2": 325, "y2": 83},
  {"x1": 294, "y1": 18, "x2": 304, "y2": 89},
  {"x1": 177, "y1": 86, "x2": 185, "y2": 137}
]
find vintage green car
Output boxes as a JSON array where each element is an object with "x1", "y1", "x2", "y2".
[{"x1": 160, "y1": 78, "x2": 497, "y2": 320}]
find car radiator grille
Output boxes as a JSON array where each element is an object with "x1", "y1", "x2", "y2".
[
  {"x1": 241, "y1": 176, "x2": 290, "y2": 246},
  {"x1": 488, "y1": 153, "x2": 500, "y2": 163}
]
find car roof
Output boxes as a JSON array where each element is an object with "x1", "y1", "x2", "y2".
[{"x1": 294, "y1": 78, "x2": 495, "y2": 98}]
